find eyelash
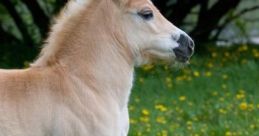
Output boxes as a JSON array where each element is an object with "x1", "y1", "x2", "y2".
[{"x1": 138, "y1": 10, "x2": 154, "y2": 20}]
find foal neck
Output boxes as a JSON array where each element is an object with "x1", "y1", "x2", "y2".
[{"x1": 33, "y1": 0, "x2": 134, "y2": 108}]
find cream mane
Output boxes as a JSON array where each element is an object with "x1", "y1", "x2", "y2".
[{"x1": 33, "y1": 0, "x2": 93, "y2": 67}]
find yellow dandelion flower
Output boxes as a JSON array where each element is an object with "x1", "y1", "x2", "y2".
[
  {"x1": 239, "y1": 102, "x2": 248, "y2": 110},
  {"x1": 212, "y1": 52, "x2": 217, "y2": 58},
  {"x1": 139, "y1": 77, "x2": 144, "y2": 83},
  {"x1": 221, "y1": 84, "x2": 227, "y2": 89},
  {"x1": 142, "y1": 109, "x2": 150, "y2": 116},
  {"x1": 239, "y1": 89, "x2": 245, "y2": 94},
  {"x1": 135, "y1": 98, "x2": 140, "y2": 103},
  {"x1": 219, "y1": 97, "x2": 225, "y2": 102},
  {"x1": 253, "y1": 49, "x2": 259, "y2": 58},
  {"x1": 212, "y1": 91, "x2": 218, "y2": 96},
  {"x1": 236, "y1": 93, "x2": 245, "y2": 100},
  {"x1": 165, "y1": 77, "x2": 172, "y2": 83},
  {"x1": 176, "y1": 76, "x2": 183, "y2": 81},
  {"x1": 140, "y1": 116, "x2": 149, "y2": 123},
  {"x1": 238, "y1": 44, "x2": 248, "y2": 52},
  {"x1": 167, "y1": 83, "x2": 173, "y2": 88},
  {"x1": 224, "y1": 52, "x2": 230, "y2": 57},
  {"x1": 248, "y1": 104, "x2": 254, "y2": 111},
  {"x1": 188, "y1": 102, "x2": 193, "y2": 106},
  {"x1": 225, "y1": 131, "x2": 232, "y2": 136},
  {"x1": 241, "y1": 59, "x2": 247, "y2": 64},
  {"x1": 207, "y1": 62, "x2": 214, "y2": 68},
  {"x1": 222, "y1": 74, "x2": 228, "y2": 80},
  {"x1": 219, "y1": 108, "x2": 227, "y2": 114},
  {"x1": 155, "y1": 104, "x2": 168, "y2": 112},
  {"x1": 142, "y1": 64, "x2": 154, "y2": 71},
  {"x1": 205, "y1": 71, "x2": 212, "y2": 77},
  {"x1": 179, "y1": 96, "x2": 187, "y2": 101},
  {"x1": 137, "y1": 132, "x2": 143, "y2": 136},
  {"x1": 130, "y1": 119, "x2": 137, "y2": 124},
  {"x1": 156, "y1": 116, "x2": 167, "y2": 124},
  {"x1": 193, "y1": 71, "x2": 200, "y2": 77},
  {"x1": 161, "y1": 130, "x2": 168, "y2": 136},
  {"x1": 129, "y1": 106, "x2": 135, "y2": 111},
  {"x1": 186, "y1": 121, "x2": 192, "y2": 126},
  {"x1": 250, "y1": 124, "x2": 256, "y2": 129}
]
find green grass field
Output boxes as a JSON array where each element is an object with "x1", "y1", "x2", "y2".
[{"x1": 129, "y1": 45, "x2": 259, "y2": 136}]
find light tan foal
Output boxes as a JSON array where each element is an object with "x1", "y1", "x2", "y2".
[{"x1": 0, "y1": 0, "x2": 194, "y2": 136}]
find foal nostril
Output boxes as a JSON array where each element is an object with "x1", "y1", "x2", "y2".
[
  {"x1": 173, "y1": 34, "x2": 195, "y2": 62},
  {"x1": 177, "y1": 34, "x2": 195, "y2": 51}
]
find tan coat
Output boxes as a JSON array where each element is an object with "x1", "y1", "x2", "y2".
[{"x1": 0, "y1": 0, "x2": 190, "y2": 135}]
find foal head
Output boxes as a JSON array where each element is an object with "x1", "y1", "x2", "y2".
[{"x1": 111, "y1": 0, "x2": 194, "y2": 66}]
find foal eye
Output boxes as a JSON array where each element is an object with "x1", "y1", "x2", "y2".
[{"x1": 138, "y1": 9, "x2": 154, "y2": 20}]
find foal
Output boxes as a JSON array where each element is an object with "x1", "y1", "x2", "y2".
[{"x1": 0, "y1": 0, "x2": 194, "y2": 136}]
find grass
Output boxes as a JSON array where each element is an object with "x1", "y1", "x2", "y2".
[{"x1": 129, "y1": 45, "x2": 259, "y2": 136}]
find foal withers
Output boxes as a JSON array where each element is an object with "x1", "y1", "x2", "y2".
[{"x1": 0, "y1": 0, "x2": 194, "y2": 136}]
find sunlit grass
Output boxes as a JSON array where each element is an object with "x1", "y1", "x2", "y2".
[{"x1": 129, "y1": 45, "x2": 259, "y2": 136}]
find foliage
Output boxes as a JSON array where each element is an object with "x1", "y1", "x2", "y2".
[
  {"x1": 129, "y1": 45, "x2": 259, "y2": 136},
  {"x1": 1, "y1": 0, "x2": 259, "y2": 49}
]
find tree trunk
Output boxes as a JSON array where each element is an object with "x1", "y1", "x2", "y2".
[{"x1": 190, "y1": 0, "x2": 241, "y2": 43}]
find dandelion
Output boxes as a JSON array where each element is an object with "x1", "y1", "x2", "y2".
[
  {"x1": 225, "y1": 131, "x2": 232, "y2": 136},
  {"x1": 207, "y1": 62, "x2": 214, "y2": 68},
  {"x1": 212, "y1": 91, "x2": 218, "y2": 96},
  {"x1": 142, "y1": 64, "x2": 154, "y2": 71},
  {"x1": 250, "y1": 124, "x2": 256, "y2": 129},
  {"x1": 241, "y1": 59, "x2": 247, "y2": 64},
  {"x1": 221, "y1": 84, "x2": 227, "y2": 89},
  {"x1": 139, "y1": 77, "x2": 144, "y2": 83},
  {"x1": 238, "y1": 89, "x2": 245, "y2": 94},
  {"x1": 205, "y1": 71, "x2": 212, "y2": 77},
  {"x1": 236, "y1": 93, "x2": 245, "y2": 100},
  {"x1": 252, "y1": 49, "x2": 259, "y2": 58},
  {"x1": 212, "y1": 52, "x2": 217, "y2": 58},
  {"x1": 219, "y1": 108, "x2": 227, "y2": 114},
  {"x1": 186, "y1": 121, "x2": 192, "y2": 126},
  {"x1": 130, "y1": 118, "x2": 137, "y2": 124},
  {"x1": 142, "y1": 109, "x2": 150, "y2": 116},
  {"x1": 155, "y1": 104, "x2": 168, "y2": 112},
  {"x1": 193, "y1": 71, "x2": 200, "y2": 77},
  {"x1": 135, "y1": 97, "x2": 140, "y2": 103},
  {"x1": 238, "y1": 44, "x2": 248, "y2": 52},
  {"x1": 156, "y1": 116, "x2": 167, "y2": 124},
  {"x1": 248, "y1": 104, "x2": 255, "y2": 111},
  {"x1": 146, "y1": 127, "x2": 151, "y2": 132},
  {"x1": 161, "y1": 130, "x2": 168, "y2": 136},
  {"x1": 222, "y1": 74, "x2": 228, "y2": 80},
  {"x1": 137, "y1": 132, "x2": 143, "y2": 136},
  {"x1": 165, "y1": 77, "x2": 172, "y2": 83},
  {"x1": 224, "y1": 52, "x2": 230, "y2": 57},
  {"x1": 179, "y1": 96, "x2": 186, "y2": 101},
  {"x1": 140, "y1": 116, "x2": 149, "y2": 123},
  {"x1": 239, "y1": 102, "x2": 248, "y2": 110},
  {"x1": 165, "y1": 77, "x2": 173, "y2": 88},
  {"x1": 129, "y1": 106, "x2": 135, "y2": 111}
]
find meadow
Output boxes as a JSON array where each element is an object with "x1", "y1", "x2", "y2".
[{"x1": 129, "y1": 45, "x2": 259, "y2": 136}]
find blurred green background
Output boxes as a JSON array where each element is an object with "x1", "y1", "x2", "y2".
[{"x1": 0, "y1": 0, "x2": 259, "y2": 136}]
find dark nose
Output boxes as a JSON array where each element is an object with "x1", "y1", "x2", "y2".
[{"x1": 173, "y1": 34, "x2": 195, "y2": 62}]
